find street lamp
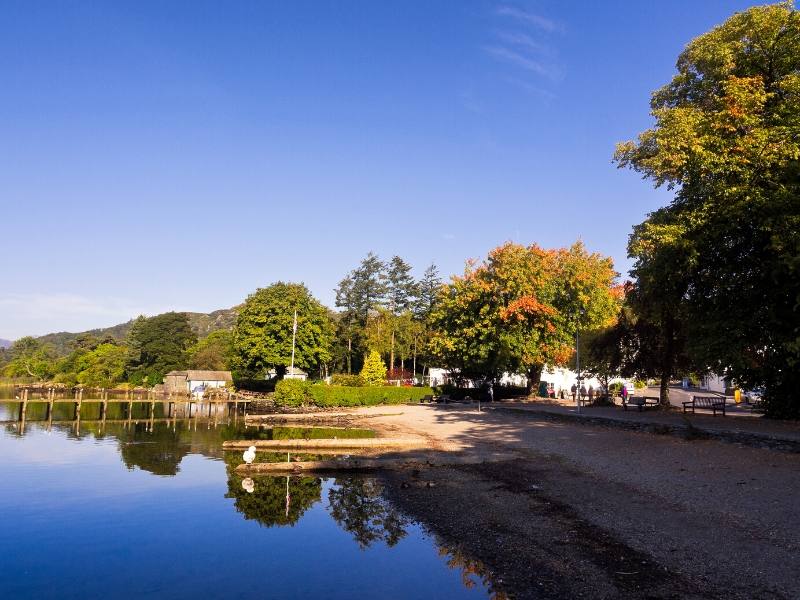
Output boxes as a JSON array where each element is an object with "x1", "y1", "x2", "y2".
[{"x1": 576, "y1": 308, "x2": 585, "y2": 414}]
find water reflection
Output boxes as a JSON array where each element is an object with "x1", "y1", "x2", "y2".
[
  {"x1": 226, "y1": 472, "x2": 323, "y2": 527},
  {"x1": 0, "y1": 396, "x2": 503, "y2": 598},
  {"x1": 329, "y1": 477, "x2": 408, "y2": 548}
]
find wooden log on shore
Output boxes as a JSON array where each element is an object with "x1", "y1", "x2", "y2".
[
  {"x1": 237, "y1": 458, "x2": 416, "y2": 473},
  {"x1": 223, "y1": 437, "x2": 426, "y2": 450},
  {"x1": 245, "y1": 412, "x2": 404, "y2": 424},
  {"x1": 235, "y1": 453, "x2": 504, "y2": 474}
]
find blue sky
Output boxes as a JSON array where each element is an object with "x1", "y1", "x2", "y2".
[{"x1": 0, "y1": 0, "x2": 759, "y2": 339}]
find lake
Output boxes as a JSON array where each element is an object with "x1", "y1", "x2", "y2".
[{"x1": 0, "y1": 390, "x2": 499, "y2": 599}]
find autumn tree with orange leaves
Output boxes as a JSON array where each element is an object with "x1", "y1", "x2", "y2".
[{"x1": 429, "y1": 242, "x2": 619, "y2": 390}]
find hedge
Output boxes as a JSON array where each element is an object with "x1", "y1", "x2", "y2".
[
  {"x1": 274, "y1": 379, "x2": 311, "y2": 406},
  {"x1": 308, "y1": 385, "x2": 433, "y2": 407}
]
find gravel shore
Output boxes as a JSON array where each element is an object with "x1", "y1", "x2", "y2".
[{"x1": 357, "y1": 405, "x2": 800, "y2": 599}]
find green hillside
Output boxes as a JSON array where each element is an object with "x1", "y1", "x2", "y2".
[{"x1": 34, "y1": 307, "x2": 239, "y2": 356}]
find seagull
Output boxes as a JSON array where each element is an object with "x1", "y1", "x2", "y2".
[{"x1": 243, "y1": 445, "x2": 257, "y2": 465}]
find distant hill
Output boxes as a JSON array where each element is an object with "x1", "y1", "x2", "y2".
[
  {"x1": 34, "y1": 307, "x2": 239, "y2": 356},
  {"x1": 0, "y1": 339, "x2": 11, "y2": 349}
]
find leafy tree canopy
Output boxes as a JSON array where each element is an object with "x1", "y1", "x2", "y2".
[
  {"x1": 233, "y1": 282, "x2": 333, "y2": 378},
  {"x1": 126, "y1": 312, "x2": 197, "y2": 386},
  {"x1": 430, "y1": 242, "x2": 619, "y2": 384},
  {"x1": 615, "y1": 1, "x2": 800, "y2": 416}
]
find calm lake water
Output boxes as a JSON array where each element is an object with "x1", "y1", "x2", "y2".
[{"x1": 0, "y1": 390, "x2": 498, "y2": 599}]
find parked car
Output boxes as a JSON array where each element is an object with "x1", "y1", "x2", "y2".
[{"x1": 744, "y1": 387, "x2": 764, "y2": 404}]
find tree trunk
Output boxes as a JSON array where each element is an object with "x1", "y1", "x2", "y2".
[
  {"x1": 347, "y1": 337, "x2": 352, "y2": 374},
  {"x1": 659, "y1": 313, "x2": 675, "y2": 407},
  {"x1": 412, "y1": 338, "x2": 417, "y2": 382},
  {"x1": 526, "y1": 364, "x2": 544, "y2": 395},
  {"x1": 390, "y1": 330, "x2": 395, "y2": 374}
]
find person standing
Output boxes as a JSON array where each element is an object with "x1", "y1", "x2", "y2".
[
  {"x1": 588, "y1": 385, "x2": 594, "y2": 403},
  {"x1": 570, "y1": 384, "x2": 577, "y2": 401},
  {"x1": 580, "y1": 384, "x2": 587, "y2": 401}
]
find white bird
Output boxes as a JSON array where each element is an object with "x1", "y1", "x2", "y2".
[
  {"x1": 241, "y1": 477, "x2": 255, "y2": 494},
  {"x1": 243, "y1": 445, "x2": 256, "y2": 465}
]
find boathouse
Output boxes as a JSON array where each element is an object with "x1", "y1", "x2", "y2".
[{"x1": 163, "y1": 370, "x2": 233, "y2": 394}]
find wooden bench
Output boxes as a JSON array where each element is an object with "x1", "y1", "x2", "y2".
[
  {"x1": 683, "y1": 395, "x2": 727, "y2": 416},
  {"x1": 622, "y1": 395, "x2": 659, "y2": 411}
]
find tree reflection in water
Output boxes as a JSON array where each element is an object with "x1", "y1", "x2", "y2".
[
  {"x1": 328, "y1": 477, "x2": 408, "y2": 549},
  {"x1": 225, "y1": 473, "x2": 322, "y2": 527},
  {"x1": 118, "y1": 424, "x2": 189, "y2": 476},
  {"x1": 438, "y1": 545, "x2": 509, "y2": 600}
]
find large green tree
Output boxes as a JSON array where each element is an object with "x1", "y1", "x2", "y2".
[
  {"x1": 188, "y1": 329, "x2": 234, "y2": 371},
  {"x1": 2, "y1": 337, "x2": 56, "y2": 380},
  {"x1": 334, "y1": 253, "x2": 388, "y2": 373},
  {"x1": 125, "y1": 312, "x2": 196, "y2": 386},
  {"x1": 76, "y1": 343, "x2": 127, "y2": 388},
  {"x1": 616, "y1": 1, "x2": 800, "y2": 417},
  {"x1": 233, "y1": 282, "x2": 333, "y2": 379}
]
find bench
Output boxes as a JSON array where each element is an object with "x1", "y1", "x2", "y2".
[
  {"x1": 621, "y1": 395, "x2": 659, "y2": 411},
  {"x1": 683, "y1": 395, "x2": 726, "y2": 416},
  {"x1": 621, "y1": 395, "x2": 659, "y2": 412}
]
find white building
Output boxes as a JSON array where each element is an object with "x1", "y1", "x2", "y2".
[
  {"x1": 427, "y1": 366, "x2": 605, "y2": 394},
  {"x1": 267, "y1": 367, "x2": 308, "y2": 381},
  {"x1": 700, "y1": 373, "x2": 728, "y2": 394}
]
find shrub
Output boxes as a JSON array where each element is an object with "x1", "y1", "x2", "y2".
[
  {"x1": 634, "y1": 379, "x2": 647, "y2": 389},
  {"x1": 360, "y1": 351, "x2": 387, "y2": 386},
  {"x1": 309, "y1": 385, "x2": 433, "y2": 407},
  {"x1": 330, "y1": 373, "x2": 365, "y2": 387},
  {"x1": 274, "y1": 379, "x2": 312, "y2": 406}
]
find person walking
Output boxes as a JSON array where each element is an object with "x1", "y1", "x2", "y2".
[
  {"x1": 580, "y1": 384, "x2": 587, "y2": 402},
  {"x1": 570, "y1": 384, "x2": 577, "y2": 401},
  {"x1": 622, "y1": 384, "x2": 628, "y2": 403},
  {"x1": 588, "y1": 385, "x2": 594, "y2": 403}
]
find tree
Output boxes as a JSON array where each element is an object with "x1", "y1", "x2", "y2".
[
  {"x1": 430, "y1": 242, "x2": 619, "y2": 389},
  {"x1": 385, "y1": 256, "x2": 417, "y2": 370},
  {"x1": 233, "y1": 282, "x2": 334, "y2": 379},
  {"x1": 334, "y1": 253, "x2": 388, "y2": 373},
  {"x1": 414, "y1": 263, "x2": 443, "y2": 321},
  {"x1": 360, "y1": 350, "x2": 387, "y2": 386},
  {"x1": 125, "y1": 312, "x2": 197, "y2": 386},
  {"x1": 3, "y1": 337, "x2": 57, "y2": 380},
  {"x1": 76, "y1": 343, "x2": 127, "y2": 388},
  {"x1": 615, "y1": 2, "x2": 800, "y2": 416},
  {"x1": 188, "y1": 330, "x2": 234, "y2": 371}
]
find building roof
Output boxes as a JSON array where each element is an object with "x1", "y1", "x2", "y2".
[
  {"x1": 165, "y1": 371, "x2": 188, "y2": 377},
  {"x1": 186, "y1": 370, "x2": 233, "y2": 381}
]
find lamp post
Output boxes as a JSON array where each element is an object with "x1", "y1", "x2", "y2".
[{"x1": 576, "y1": 308, "x2": 585, "y2": 414}]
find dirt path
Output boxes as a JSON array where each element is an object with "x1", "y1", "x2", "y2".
[{"x1": 347, "y1": 404, "x2": 800, "y2": 599}]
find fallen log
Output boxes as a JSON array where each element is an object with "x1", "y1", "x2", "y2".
[
  {"x1": 235, "y1": 453, "x2": 513, "y2": 473},
  {"x1": 222, "y1": 437, "x2": 426, "y2": 450},
  {"x1": 245, "y1": 412, "x2": 403, "y2": 423}
]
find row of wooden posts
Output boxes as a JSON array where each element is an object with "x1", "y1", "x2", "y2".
[{"x1": 13, "y1": 387, "x2": 249, "y2": 423}]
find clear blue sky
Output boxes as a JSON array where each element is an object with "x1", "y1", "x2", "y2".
[{"x1": 0, "y1": 0, "x2": 758, "y2": 339}]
